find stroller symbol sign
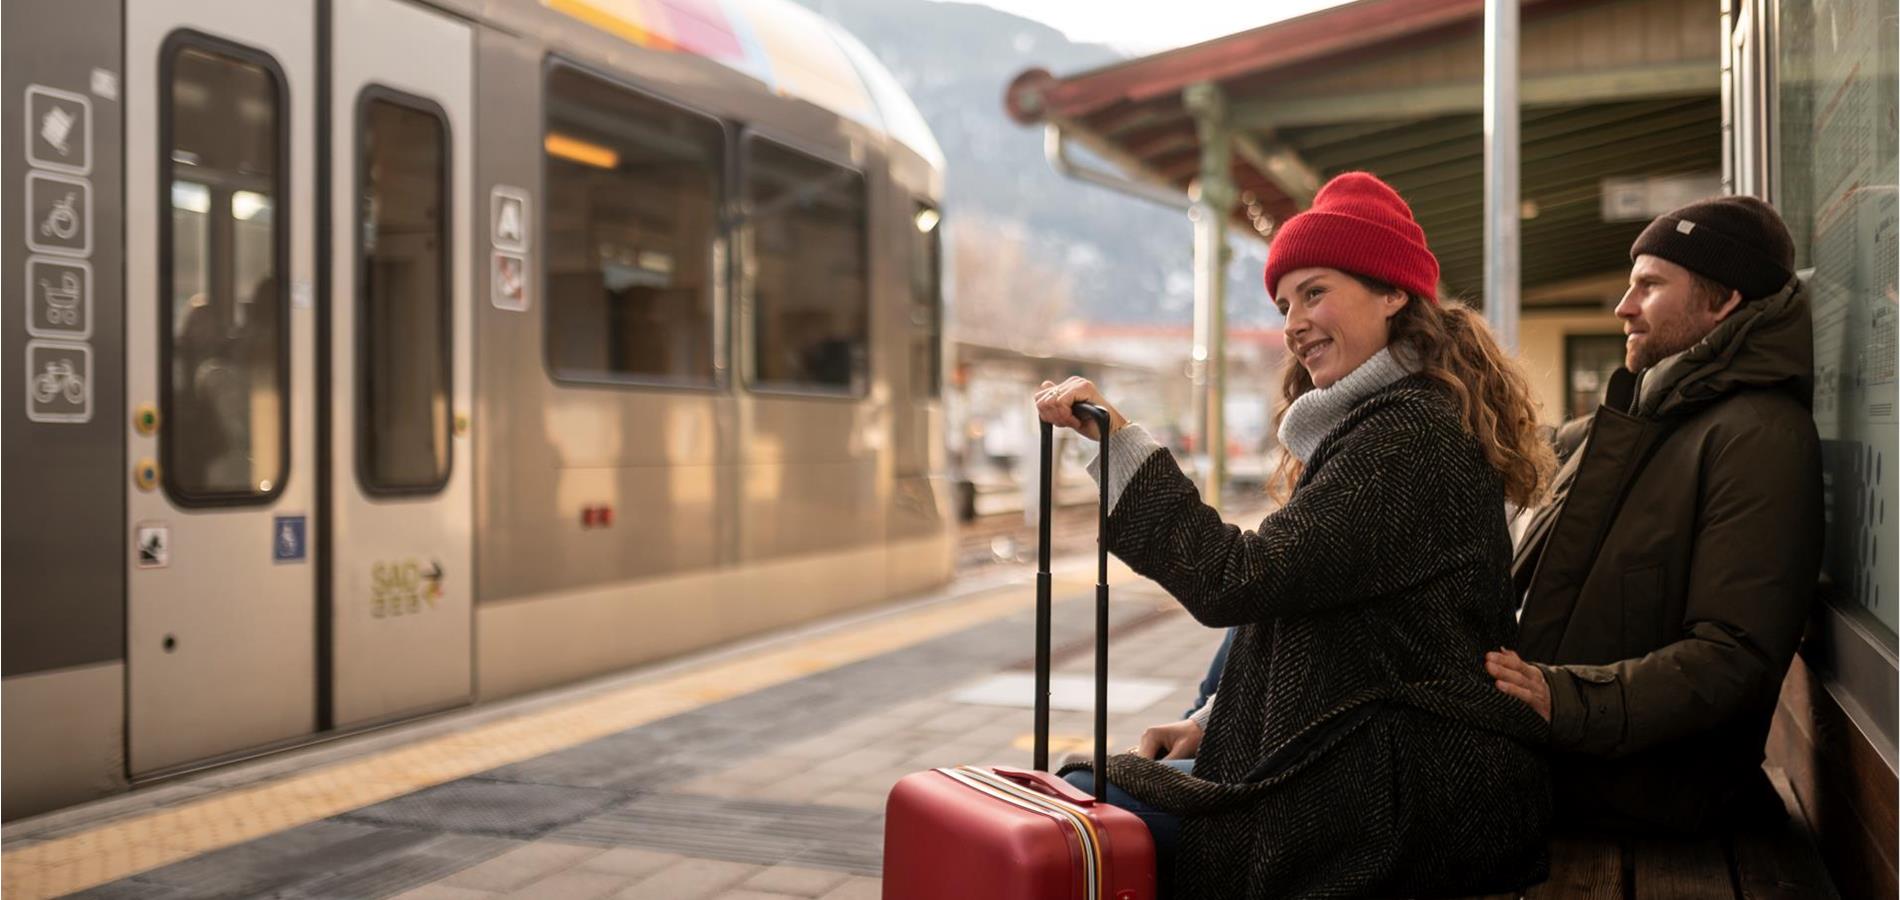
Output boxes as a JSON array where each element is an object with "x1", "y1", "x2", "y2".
[
  {"x1": 26, "y1": 257, "x2": 90, "y2": 338},
  {"x1": 43, "y1": 272, "x2": 80, "y2": 319}
]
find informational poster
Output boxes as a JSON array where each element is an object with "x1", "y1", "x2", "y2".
[{"x1": 1780, "y1": 0, "x2": 1900, "y2": 643}]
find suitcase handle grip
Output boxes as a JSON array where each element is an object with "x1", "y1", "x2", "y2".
[{"x1": 988, "y1": 765, "x2": 1099, "y2": 806}]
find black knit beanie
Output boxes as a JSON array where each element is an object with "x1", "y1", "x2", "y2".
[{"x1": 1630, "y1": 195, "x2": 1796, "y2": 301}]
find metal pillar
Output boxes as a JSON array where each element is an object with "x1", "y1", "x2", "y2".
[
  {"x1": 1483, "y1": 0, "x2": 1520, "y2": 350},
  {"x1": 1185, "y1": 83, "x2": 1235, "y2": 512}
]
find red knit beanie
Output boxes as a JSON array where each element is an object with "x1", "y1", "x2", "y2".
[{"x1": 1263, "y1": 171, "x2": 1440, "y2": 304}]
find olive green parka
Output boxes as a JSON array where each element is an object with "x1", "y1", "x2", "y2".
[{"x1": 1512, "y1": 279, "x2": 1824, "y2": 833}]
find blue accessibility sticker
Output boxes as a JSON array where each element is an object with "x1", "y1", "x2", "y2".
[{"x1": 273, "y1": 515, "x2": 307, "y2": 563}]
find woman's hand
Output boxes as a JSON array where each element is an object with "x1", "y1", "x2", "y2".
[
  {"x1": 1034, "y1": 377, "x2": 1129, "y2": 441},
  {"x1": 1133, "y1": 719, "x2": 1204, "y2": 760},
  {"x1": 1485, "y1": 649, "x2": 1551, "y2": 722}
]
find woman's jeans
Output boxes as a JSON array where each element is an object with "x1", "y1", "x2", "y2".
[
  {"x1": 1187, "y1": 628, "x2": 1236, "y2": 718},
  {"x1": 1063, "y1": 758, "x2": 1193, "y2": 899}
]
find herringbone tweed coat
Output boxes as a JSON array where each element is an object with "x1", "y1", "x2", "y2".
[{"x1": 1066, "y1": 376, "x2": 1552, "y2": 898}]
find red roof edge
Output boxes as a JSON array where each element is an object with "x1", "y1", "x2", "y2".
[{"x1": 1007, "y1": 0, "x2": 1482, "y2": 124}]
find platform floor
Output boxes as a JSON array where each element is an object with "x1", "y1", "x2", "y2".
[{"x1": 3, "y1": 555, "x2": 1225, "y2": 900}]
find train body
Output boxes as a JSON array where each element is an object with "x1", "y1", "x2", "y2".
[{"x1": 2, "y1": 0, "x2": 951, "y2": 819}]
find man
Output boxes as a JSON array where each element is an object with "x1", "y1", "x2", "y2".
[
  {"x1": 1148, "y1": 197, "x2": 1822, "y2": 834},
  {"x1": 1485, "y1": 195, "x2": 1822, "y2": 833}
]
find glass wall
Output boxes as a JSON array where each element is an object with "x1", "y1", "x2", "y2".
[{"x1": 1774, "y1": 0, "x2": 1900, "y2": 647}]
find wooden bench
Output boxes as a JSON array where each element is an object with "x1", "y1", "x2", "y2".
[{"x1": 1459, "y1": 770, "x2": 1839, "y2": 899}]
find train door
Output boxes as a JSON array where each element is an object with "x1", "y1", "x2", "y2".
[
  {"x1": 326, "y1": 0, "x2": 475, "y2": 728},
  {"x1": 125, "y1": 0, "x2": 319, "y2": 774}
]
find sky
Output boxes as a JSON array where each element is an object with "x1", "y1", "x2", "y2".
[{"x1": 935, "y1": 0, "x2": 1358, "y2": 54}]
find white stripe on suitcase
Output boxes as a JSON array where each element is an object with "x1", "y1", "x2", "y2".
[{"x1": 935, "y1": 766, "x2": 1103, "y2": 900}]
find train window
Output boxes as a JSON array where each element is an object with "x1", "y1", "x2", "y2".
[
  {"x1": 910, "y1": 203, "x2": 943, "y2": 399},
  {"x1": 358, "y1": 91, "x2": 451, "y2": 493},
  {"x1": 160, "y1": 37, "x2": 288, "y2": 505},
  {"x1": 745, "y1": 138, "x2": 869, "y2": 396},
  {"x1": 544, "y1": 66, "x2": 724, "y2": 388}
]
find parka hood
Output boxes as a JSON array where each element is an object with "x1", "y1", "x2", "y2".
[{"x1": 1633, "y1": 278, "x2": 1815, "y2": 419}]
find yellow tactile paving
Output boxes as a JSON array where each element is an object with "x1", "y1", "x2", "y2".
[{"x1": 1, "y1": 576, "x2": 1093, "y2": 900}]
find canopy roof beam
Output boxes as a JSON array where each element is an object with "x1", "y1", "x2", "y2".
[
  {"x1": 1233, "y1": 60, "x2": 1717, "y2": 129},
  {"x1": 1232, "y1": 134, "x2": 1320, "y2": 209}
]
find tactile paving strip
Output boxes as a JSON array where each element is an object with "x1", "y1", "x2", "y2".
[
  {"x1": 554, "y1": 793, "x2": 884, "y2": 875},
  {"x1": 67, "y1": 827, "x2": 520, "y2": 900},
  {"x1": 338, "y1": 777, "x2": 632, "y2": 839}
]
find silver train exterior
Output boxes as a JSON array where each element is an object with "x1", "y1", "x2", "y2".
[{"x1": 2, "y1": 0, "x2": 952, "y2": 820}]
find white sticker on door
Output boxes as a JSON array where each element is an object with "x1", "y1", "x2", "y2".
[
  {"x1": 137, "y1": 523, "x2": 170, "y2": 569},
  {"x1": 491, "y1": 186, "x2": 529, "y2": 251},
  {"x1": 493, "y1": 251, "x2": 527, "y2": 311}
]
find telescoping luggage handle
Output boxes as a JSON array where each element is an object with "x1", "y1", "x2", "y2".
[{"x1": 1035, "y1": 402, "x2": 1112, "y2": 800}]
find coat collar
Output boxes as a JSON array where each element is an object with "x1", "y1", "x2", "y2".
[{"x1": 1633, "y1": 278, "x2": 1814, "y2": 419}]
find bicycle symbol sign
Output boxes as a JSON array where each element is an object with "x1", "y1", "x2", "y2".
[{"x1": 25, "y1": 340, "x2": 90, "y2": 423}]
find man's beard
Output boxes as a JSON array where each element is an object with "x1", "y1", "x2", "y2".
[{"x1": 1630, "y1": 315, "x2": 1706, "y2": 372}]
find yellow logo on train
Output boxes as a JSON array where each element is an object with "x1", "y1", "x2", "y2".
[{"x1": 370, "y1": 559, "x2": 445, "y2": 618}]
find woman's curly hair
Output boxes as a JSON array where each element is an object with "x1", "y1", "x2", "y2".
[{"x1": 1268, "y1": 274, "x2": 1556, "y2": 510}]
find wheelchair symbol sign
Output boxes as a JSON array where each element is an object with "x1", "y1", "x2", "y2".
[
  {"x1": 273, "y1": 515, "x2": 307, "y2": 563},
  {"x1": 26, "y1": 172, "x2": 90, "y2": 256}
]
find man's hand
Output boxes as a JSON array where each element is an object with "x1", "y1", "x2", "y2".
[
  {"x1": 1133, "y1": 719, "x2": 1204, "y2": 760},
  {"x1": 1486, "y1": 649, "x2": 1552, "y2": 722}
]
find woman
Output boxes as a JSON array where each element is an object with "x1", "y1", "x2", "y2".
[{"x1": 1038, "y1": 172, "x2": 1556, "y2": 899}]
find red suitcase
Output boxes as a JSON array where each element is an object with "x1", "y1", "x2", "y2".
[{"x1": 883, "y1": 403, "x2": 1157, "y2": 900}]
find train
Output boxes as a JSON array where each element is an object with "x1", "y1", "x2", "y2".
[{"x1": 2, "y1": 0, "x2": 951, "y2": 820}]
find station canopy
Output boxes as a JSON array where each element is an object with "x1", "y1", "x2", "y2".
[{"x1": 1005, "y1": 0, "x2": 1722, "y2": 309}]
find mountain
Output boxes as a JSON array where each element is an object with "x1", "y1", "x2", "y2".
[{"x1": 799, "y1": 0, "x2": 1276, "y2": 331}]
